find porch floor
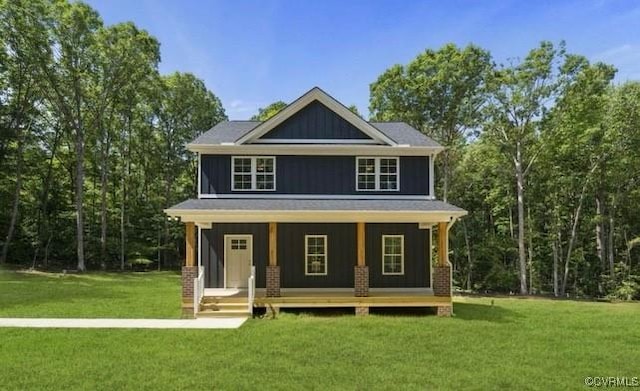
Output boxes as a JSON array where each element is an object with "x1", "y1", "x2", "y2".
[{"x1": 203, "y1": 288, "x2": 451, "y2": 308}]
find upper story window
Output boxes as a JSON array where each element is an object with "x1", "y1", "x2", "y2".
[
  {"x1": 232, "y1": 156, "x2": 275, "y2": 191},
  {"x1": 356, "y1": 157, "x2": 399, "y2": 191}
]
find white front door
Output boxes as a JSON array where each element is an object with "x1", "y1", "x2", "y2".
[{"x1": 224, "y1": 235, "x2": 253, "y2": 288}]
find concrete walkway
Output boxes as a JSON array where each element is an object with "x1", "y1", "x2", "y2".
[{"x1": 0, "y1": 317, "x2": 247, "y2": 329}]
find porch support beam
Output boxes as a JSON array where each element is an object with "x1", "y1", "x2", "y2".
[
  {"x1": 434, "y1": 221, "x2": 453, "y2": 316},
  {"x1": 357, "y1": 222, "x2": 365, "y2": 266},
  {"x1": 437, "y1": 222, "x2": 448, "y2": 266},
  {"x1": 185, "y1": 222, "x2": 195, "y2": 267},
  {"x1": 354, "y1": 222, "x2": 369, "y2": 298},
  {"x1": 267, "y1": 222, "x2": 280, "y2": 297},
  {"x1": 269, "y1": 222, "x2": 277, "y2": 266}
]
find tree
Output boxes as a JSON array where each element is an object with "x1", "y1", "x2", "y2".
[
  {"x1": 154, "y1": 72, "x2": 226, "y2": 268},
  {"x1": 0, "y1": 0, "x2": 46, "y2": 264},
  {"x1": 542, "y1": 61, "x2": 616, "y2": 296},
  {"x1": 483, "y1": 41, "x2": 572, "y2": 294},
  {"x1": 251, "y1": 101, "x2": 287, "y2": 121},
  {"x1": 90, "y1": 22, "x2": 160, "y2": 268},
  {"x1": 370, "y1": 44, "x2": 493, "y2": 201}
]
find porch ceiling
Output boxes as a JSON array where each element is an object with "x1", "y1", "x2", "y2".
[{"x1": 164, "y1": 198, "x2": 467, "y2": 224}]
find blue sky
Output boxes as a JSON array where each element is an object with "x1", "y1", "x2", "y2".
[{"x1": 87, "y1": 0, "x2": 640, "y2": 119}]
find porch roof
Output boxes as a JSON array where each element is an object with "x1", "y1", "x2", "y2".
[{"x1": 165, "y1": 198, "x2": 467, "y2": 224}]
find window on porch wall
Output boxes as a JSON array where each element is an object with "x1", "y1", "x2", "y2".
[
  {"x1": 382, "y1": 235, "x2": 404, "y2": 275},
  {"x1": 305, "y1": 235, "x2": 327, "y2": 276}
]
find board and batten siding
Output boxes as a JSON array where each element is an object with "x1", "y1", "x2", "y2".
[
  {"x1": 278, "y1": 223, "x2": 355, "y2": 288},
  {"x1": 200, "y1": 155, "x2": 430, "y2": 196},
  {"x1": 201, "y1": 223, "x2": 431, "y2": 289},
  {"x1": 260, "y1": 100, "x2": 371, "y2": 139},
  {"x1": 367, "y1": 223, "x2": 431, "y2": 288}
]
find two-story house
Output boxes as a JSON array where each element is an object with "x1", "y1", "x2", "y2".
[{"x1": 165, "y1": 87, "x2": 467, "y2": 318}]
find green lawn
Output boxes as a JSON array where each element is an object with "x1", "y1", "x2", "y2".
[
  {"x1": 1, "y1": 269, "x2": 639, "y2": 390},
  {"x1": 0, "y1": 268, "x2": 182, "y2": 318}
]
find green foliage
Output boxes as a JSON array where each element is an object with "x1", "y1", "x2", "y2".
[
  {"x1": 0, "y1": 0, "x2": 226, "y2": 270},
  {"x1": 250, "y1": 100, "x2": 287, "y2": 121},
  {"x1": 373, "y1": 42, "x2": 640, "y2": 298}
]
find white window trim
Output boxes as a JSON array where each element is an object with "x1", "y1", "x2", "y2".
[
  {"x1": 355, "y1": 157, "x2": 400, "y2": 192},
  {"x1": 382, "y1": 234, "x2": 405, "y2": 275},
  {"x1": 231, "y1": 156, "x2": 276, "y2": 191},
  {"x1": 304, "y1": 234, "x2": 328, "y2": 276}
]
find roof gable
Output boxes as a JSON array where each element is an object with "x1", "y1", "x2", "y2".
[
  {"x1": 259, "y1": 100, "x2": 372, "y2": 141},
  {"x1": 236, "y1": 87, "x2": 397, "y2": 145}
]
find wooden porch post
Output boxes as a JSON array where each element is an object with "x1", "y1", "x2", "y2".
[
  {"x1": 354, "y1": 222, "x2": 369, "y2": 302},
  {"x1": 182, "y1": 221, "x2": 197, "y2": 318},
  {"x1": 435, "y1": 221, "x2": 452, "y2": 316},
  {"x1": 437, "y1": 222, "x2": 448, "y2": 266},
  {"x1": 357, "y1": 222, "x2": 365, "y2": 267},
  {"x1": 267, "y1": 222, "x2": 280, "y2": 297},
  {"x1": 185, "y1": 222, "x2": 195, "y2": 267},
  {"x1": 269, "y1": 222, "x2": 277, "y2": 266}
]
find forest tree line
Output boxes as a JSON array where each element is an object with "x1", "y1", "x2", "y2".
[
  {"x1": 1, "y1": 1, "x2": 639, "y2": 299},
  {"x1": 0, "y1": 0, "x2": 226, "y2": 271}
]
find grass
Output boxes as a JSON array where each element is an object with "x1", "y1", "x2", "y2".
[
  {"x1": 0, "y1": 268, "x2": 181, "y2": 318},
  {"x1": 1, "y1": 268, "x2": 639, "y2": 390}
]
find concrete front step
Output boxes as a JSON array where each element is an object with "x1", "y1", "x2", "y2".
[{"x1": 197, "y1": 309, "x2": 251, "y2": 318}]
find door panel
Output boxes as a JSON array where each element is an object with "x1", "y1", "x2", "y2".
[{"x1": 225, "y1": 236, "x2": 252, "y2": 288}]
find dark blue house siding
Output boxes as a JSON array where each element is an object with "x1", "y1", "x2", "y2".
[
  {"x1": 260, "y1": 100, "x2": 371, "y2": 139},
  {"x1": 202, "y1": 223, "x2": 430, "y2": 289},
  {"x1": 366, "y1": 223, "x2": 431, "y2": 288},
  {"x1": 278, "y1": 223, "x2": 355, "y2": 288},
  {"x1": 201, "y1": 155, "x2": 430, "y2": 196},
  {"x1": 201, "y1": 224, "x2": 268, "y2": 289}
]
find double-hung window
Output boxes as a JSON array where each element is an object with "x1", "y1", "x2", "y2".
[
  {"x1": 382, "y1": 235, "x2": 404, "y2": 275},
  {"x1": 232, "y1": 156, "x2": 275, "y2": 191},
  {"x1": 305, "y1": 235, "x2": 327, "y2": 276},
  {"x1": 356, "y1": 157, "x2": 399, "y2": 191}
]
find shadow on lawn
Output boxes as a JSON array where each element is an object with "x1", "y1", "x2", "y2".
[{"x1": 452, "y1": 302, "x2": 519, "y2": 323}]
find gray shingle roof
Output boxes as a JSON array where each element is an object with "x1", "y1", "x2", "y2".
[
  {"x1": 167, "y1": 198, "x2": 466, "y2": 214},
  {"x1": 189, "y1": 120, "x2": 441, "y2": 147}
]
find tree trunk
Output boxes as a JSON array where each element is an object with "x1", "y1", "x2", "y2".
[
  {"x1": 595, "y1": 193, "x2": 606, "y2": 293},
  {"x1": 462, "y1": 220, "x2": 472, "y2": 290},
  {"x1": 515, "y1": 141, "x2": 528, "y2": 295},
  {"x1": 552, "y1": 238, "x2": 559, "y2": 297},
  {"x1": 528, "y1": 209, "x2": 534, "y2": 294},
  {"x1": 560, "y1": 176, "x2": 591, "y2": 296},
  {"x1": 99, "y1": 132, "x2": 110, "y2": 270},
  {"x1": 608, "y1": 213, "x2": 615, "y2": 276},
  {"x1": 442, "y1": 150, "x2": 449, "y2": 202},
  {"x1": 73, "y1": 79, "x2": 86, "y2": 272},
  {"x1": 31, "y1": 125, "x2": 61, "y2": 269},
  {"x1": 0, "y1": 128, "x2": 26, "y2": 265}
]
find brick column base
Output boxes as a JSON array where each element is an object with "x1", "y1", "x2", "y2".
[
  {"x1": 266, "y1": 265, "x2": 281, "y2": 297},
  {"x1": 354, "y1": 265, "x2": 369, "y2": 297},
  {"x1": 181, "y1": 266, "x2": 197, "y2": 318},
  {"x1": 355, "y1": 306, "x2": 369, "y2": 316},
  {"x1": 433, "y1": 264, "x2": 452, "y2": 297},
  {"x1": 437, "y1": 306, "x2": 453, "y2": 317}
]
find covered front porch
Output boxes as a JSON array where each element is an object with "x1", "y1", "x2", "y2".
[{"x1": 165, "y1": 199, "x2": 466, "y2": 317}]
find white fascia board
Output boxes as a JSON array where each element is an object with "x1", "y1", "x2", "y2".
[
  {"x1": 163, "y1": 209, "x2": 468, "y2": 223},
  {"x1": 186, "y1": 144, "x2": 444, "y2": 156}
]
